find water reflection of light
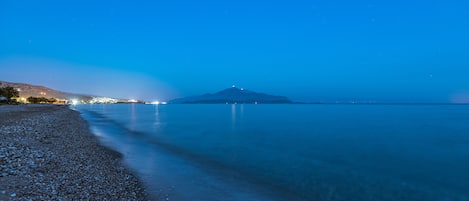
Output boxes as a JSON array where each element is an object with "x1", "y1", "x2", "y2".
[
  {"x1": 154, "y1": 104, "x2": 161, "y2": 129},
  {"x1": 100, "y1": 103, "x2": 107, "y2": 113},
  {"x1": 231, "y1": 104, "x2": 236, "y2": 128},
  {"x1": 130, "y1": 104, "x2": 136, "y2": 129}
]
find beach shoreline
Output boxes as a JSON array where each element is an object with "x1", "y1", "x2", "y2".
[{"x1": 0, "y1": 104, "x2": 148, "y2": 200}]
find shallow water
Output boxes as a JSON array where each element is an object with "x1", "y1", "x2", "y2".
[{"x1": 74, "y1": 104, "x2": 469, "y2": 201}]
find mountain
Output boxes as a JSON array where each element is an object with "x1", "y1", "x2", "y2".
[{"x1": 169, "y1": 86, "x2": 292, "y2": 104}]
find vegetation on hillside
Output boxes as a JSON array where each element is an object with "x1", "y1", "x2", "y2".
[
  {"x1": 0, "y1": 86, "x2": 19, "y2": 104},
  {"x1": 26, "y1": 97, "x2": 57, "y2": 104},
  {"x1": 0, "y1": 86, "x2": 62, "y2": 104}
]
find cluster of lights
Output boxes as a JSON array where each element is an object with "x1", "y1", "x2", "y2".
[
  {"x1": 67, "y1": 97, "x2": 168, "y2": 105},
  {"x1": 89, "y1": 97, "x2": 118, "y2": 104},
  {"x1": 71, "y1": 99, "x2": 79, "y2": 105},
  {"x1": 150, "y1": 101, "x2": 167, "y2": 105}
]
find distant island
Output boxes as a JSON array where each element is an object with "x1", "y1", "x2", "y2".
[{"x1": 169, "y1": 86, "x2": 292, "y2": 104}]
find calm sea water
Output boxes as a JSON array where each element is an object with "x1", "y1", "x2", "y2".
[{"x1": 74, "y1": 104, "x2": 469, "y2": 201}]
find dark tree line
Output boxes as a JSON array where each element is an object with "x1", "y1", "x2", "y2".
[
  {"x1": 26, "y1": 97, "x2": 57, "y2": 104},
  {"x1": 0, "y1": 86, "x2": 19, "y2": 104},
  {"x1": 1, "y1": 86, "x2": 59, "y2": 104}
]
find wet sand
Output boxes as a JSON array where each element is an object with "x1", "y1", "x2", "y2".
[{"x1": 0, "y1": 104, "x2": 148, "y2": 200}]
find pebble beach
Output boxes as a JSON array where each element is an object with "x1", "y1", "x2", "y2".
[{"x1": 0, "y1": 105, "x2": 148, "y2": 200}]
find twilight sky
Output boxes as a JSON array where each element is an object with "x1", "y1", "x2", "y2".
[{"x1": 1, "y1": 0, "x2": 468, "y2": 102}]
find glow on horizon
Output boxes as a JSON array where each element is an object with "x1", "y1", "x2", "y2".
[{"x1": 0, "y1": 57, "x2": 175, "y2": 101}]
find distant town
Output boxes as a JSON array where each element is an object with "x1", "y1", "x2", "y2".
[{"x1": 0, "y1": 80, "x2": 154, "y2": 105}]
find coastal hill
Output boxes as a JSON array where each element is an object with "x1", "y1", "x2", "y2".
[
  {"x1": 0, "y1": 80, "x2": 137, "y2": 103},
  {"x1": 0, "y1": 80, "x2": 92, "y2": 101},
  {"x1": 169, "y1": 86, "x2": 292, "y2": 104}
]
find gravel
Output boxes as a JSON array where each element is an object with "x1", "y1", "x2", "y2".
[{"x1": 0, "y1": 105, "x2": 148, "y2": 201}]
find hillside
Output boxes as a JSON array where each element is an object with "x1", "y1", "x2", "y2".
[{"x1": 0, "y1": 80, "x2": 93, "y2": 101}]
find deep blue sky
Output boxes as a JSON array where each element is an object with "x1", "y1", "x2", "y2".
[{"x1": 1, "y1": 0, "x2": 468, "y2": 102}]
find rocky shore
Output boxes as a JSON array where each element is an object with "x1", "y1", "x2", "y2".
[{"x1": 0, "y1": 105, "x2": 148, "y2": 200}]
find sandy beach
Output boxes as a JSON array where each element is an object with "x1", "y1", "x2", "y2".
[{"x1": 0, "y1": 105, "x2": 147, "y2": 200}]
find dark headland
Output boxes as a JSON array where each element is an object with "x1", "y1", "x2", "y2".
[
  {"x1": 0, "y1": 105, "x2": 147, "y2": 200},
  {"x1": 169, "y1": 86, "x2": 292, "y2": 104}
]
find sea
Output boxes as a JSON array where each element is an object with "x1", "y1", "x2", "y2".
[{"x1": 73, "y1": 104, "x2": 469, "y2": 201}]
